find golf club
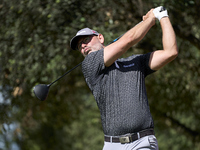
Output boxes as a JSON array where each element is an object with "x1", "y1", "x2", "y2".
[{"x1": 33, "y1": 62, "x2": 82, "y2": 101}]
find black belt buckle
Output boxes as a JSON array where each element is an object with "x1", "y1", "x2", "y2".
[{"x1": 119, "y1": 134, "x2": 132, "y2": 144}]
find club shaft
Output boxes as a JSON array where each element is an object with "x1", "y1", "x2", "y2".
[{"x1": 48, "y1": 62, "x2": 82, "y2": 87}]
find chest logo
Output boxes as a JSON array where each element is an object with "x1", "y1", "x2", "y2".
[{"x1": 123, "y1": 63, "x2": 135, "y2": 68}]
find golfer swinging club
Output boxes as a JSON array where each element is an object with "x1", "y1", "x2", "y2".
[{"x1": 70, "y1": 6, "x2": 178, "y2": 150}]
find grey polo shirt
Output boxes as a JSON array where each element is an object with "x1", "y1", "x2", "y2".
[{"x1": 82, "y1": 49, "x2": 156, "y2": 136}]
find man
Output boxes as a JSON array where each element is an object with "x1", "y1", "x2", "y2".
[{"x1": 70, "y1": 6, "x2": 178, "y2": 150}]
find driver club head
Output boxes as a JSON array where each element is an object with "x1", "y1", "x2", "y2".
[{"x1": 33, "y1": 84, "x2": 50, "y2": 101}]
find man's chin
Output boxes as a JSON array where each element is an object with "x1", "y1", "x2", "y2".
[
  {"x1": 84, "y1": 49, "x2": 99, "y2": 56},
  {"x1": 83, "y1": 51, "x2": 91, "y2": 57},
  {"x1": 85, "y1": 50, "x2": 92, "y2": 55},
  {"x1": 88, "y1": 51, "x2": 92, "y2": 55}
]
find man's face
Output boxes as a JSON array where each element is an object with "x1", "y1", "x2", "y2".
[{"x1": 77, "y1": 35, "x2": 104, "y2": 57}]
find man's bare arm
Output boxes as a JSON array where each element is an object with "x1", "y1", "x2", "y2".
[
  {"x1": 149, "y1": 17, "x2": 178, "y2": 70},
  {"x1": 103, "y1": 9, "x2": 156, "y2": 67}
]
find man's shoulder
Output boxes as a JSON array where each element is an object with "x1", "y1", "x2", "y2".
[
  {"x1": 82, "y1": 49, "x2": 105, "y2": 74},
  {"x1": 83, "y1": 49, "x2": 104, "y2": 63}
]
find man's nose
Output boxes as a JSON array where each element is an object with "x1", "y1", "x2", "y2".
[{"x1": 81, "y1": 43, "x2": 88, "y2": 49}]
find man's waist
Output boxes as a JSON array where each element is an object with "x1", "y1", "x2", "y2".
[{"x1": 104, "y1": 128, "x2": 154, "y2": 144}]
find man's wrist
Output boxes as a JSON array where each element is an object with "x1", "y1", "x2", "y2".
[{"x1": 153, "y1": 6, "x2": 168, "y2": 21}]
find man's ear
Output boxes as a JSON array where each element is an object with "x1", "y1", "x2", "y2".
[{"x1": 97, "y1": 34, "x2": 105, "y2": 45}]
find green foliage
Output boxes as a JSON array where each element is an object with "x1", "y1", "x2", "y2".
[{"x1": 0, "y1": 0, "x2": 200, "y2": 150}]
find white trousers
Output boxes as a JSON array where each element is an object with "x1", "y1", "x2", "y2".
[{"x1": 103, "y1": 135, "x2": 159, "y2": 150}]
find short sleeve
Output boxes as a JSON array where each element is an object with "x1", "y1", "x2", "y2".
[{"x1": 81, "y1": 49, "x2": 105, "y2": 90}]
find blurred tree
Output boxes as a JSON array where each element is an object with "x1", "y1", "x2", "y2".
[{"x1": 0, "y1": 0, "x2": 199, "y2": 150}]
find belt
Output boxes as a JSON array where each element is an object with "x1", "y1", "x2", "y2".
[{"x1": 104, "y1": 128, "x2": 154, "y2": 144}]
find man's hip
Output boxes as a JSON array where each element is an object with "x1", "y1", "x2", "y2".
[{"x1": 103, "y1": 128, "x2": 158, "y2": 150}]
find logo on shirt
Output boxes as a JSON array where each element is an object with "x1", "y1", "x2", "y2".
[
  {"x1": 123, "y1": 63, "x2": 135, "y2": 68},
  {"x1": 115, "y1": 61, "x2": 135, "y2": 68}
]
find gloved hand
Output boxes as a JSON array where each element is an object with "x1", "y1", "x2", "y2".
[{"x1": 153, "y1": 6, "x2": 168, "y2": 21}]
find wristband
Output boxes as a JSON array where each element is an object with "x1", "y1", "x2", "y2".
[{"x1": 153, "y1": 6, "x2": 168, "y2": 21}]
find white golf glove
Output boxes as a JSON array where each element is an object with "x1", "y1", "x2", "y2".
[{"x1": 153, "y1": 6, "x2": 168, "y2": 21}]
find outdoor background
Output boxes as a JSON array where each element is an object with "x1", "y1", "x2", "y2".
[{"x1": 0, "y1": 0, "x2": 200, "y2": 149}]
